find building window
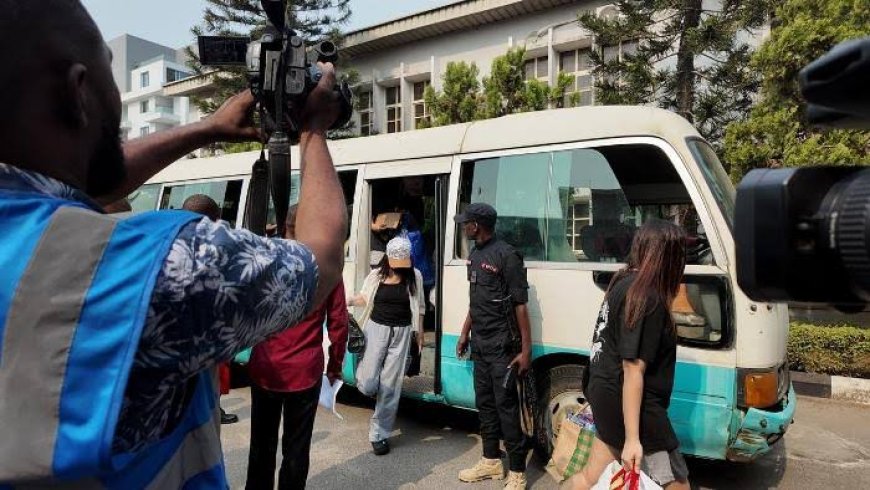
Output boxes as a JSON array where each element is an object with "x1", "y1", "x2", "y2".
[
  {"x1": 524, "y1": 56, "x2": 549, "y2": 81},
  {"x1": 385, "y1": 86, "x2": 402, "y2": 134},
  {"x1": 155, "y1": 97, "x2": 174, "y2": 114},
  {"x1": 140, "y1": 100, "x2": 150, "y2": 113},
  {"x1": 166, "y1": 68, "x2": 190, "y2": 83},
  {"x1": 413, "y1": 81, "x2": 430, "y2": 129},
  {"x1": 560, "y1": 49, "x2": 594, "y2": 106},
  {"x1": 140, "y1": 126, "x2": 150, "y2": 137},
  {"x1": 601, "y1": 40, "x2": 639, "y2": 84},
  {"x1": 140, "y1": 71, "x2": 150, "y2": 88},
  {"x1": 358, "y1": 90, "x2": 373, "y2": 136}
]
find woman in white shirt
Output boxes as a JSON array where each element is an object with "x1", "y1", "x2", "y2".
[{"x1": 348, "y1": 236, "x2": 425, "y2": 456}]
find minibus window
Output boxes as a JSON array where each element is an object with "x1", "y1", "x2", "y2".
[
  {"x1": 160, "y1": 179, "x2": 243, "y2": 227},
  {"x1": 688, "y1": 139, "x2": 735, "y2": 230},
  {"x1": 457, "y1": 144, "x2": 713, "y2": 265},
  {"x1": 265, "y1": 171, "x2": 358, "y2": 253},
  {"x1": 128, "y1": 183, "x2": 160, "y2": 213}
]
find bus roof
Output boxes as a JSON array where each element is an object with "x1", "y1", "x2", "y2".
[{"x1": 146, "y1": 106, "x2": 702, "y2": 184}]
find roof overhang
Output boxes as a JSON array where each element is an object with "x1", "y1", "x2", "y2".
[{"x1": 342, "y1": 0, "x2": 581, "y2": 58}]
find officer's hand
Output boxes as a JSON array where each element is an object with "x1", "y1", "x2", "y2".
[
  {"x1": 205, "y1": 90, "x2": 261, "y2": 142},
  {"x1": 301, "y1": 62, "x2": 340, "y2": 133},
  {"x1": 456, "y1": 335, "x2": 469, "y2": 358},
  {"x1": 509, "y1": 352, "x2": 531, "y2": 376}
]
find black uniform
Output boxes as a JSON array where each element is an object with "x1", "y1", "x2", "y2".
[{"x1": 467, "y1": 237, "x2": 529, "y2": 472}]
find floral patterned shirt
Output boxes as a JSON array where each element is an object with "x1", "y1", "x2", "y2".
[{"x1": 0, "y1": 163, "x2": 319, "y2": 453}]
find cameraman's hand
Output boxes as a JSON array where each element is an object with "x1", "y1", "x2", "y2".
[
  {"x1": 301, "y1": 62, "x2": 340, "y2": 134},
  {"x1": 205, "y1": 90, "x2": 261, "y2": 142}
]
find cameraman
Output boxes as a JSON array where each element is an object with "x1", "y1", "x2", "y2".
[{"x1": 0, "y1": 1, "x2": 346, "y2": 488}]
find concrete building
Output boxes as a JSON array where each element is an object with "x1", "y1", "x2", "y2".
[
  {"x1": 342, "y1": 0, "x2": 625, "y2": 136},
  {"x1": 108, "y1": 35, "x2": 194, "y2": 141}
]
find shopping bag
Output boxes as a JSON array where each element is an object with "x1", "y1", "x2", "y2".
[
  {"x1": 548, "y1": 412, "x2": 596, "y2": 481},
  {"x1": 591, "y1": 461, "x2": 662, "y2": 490}
]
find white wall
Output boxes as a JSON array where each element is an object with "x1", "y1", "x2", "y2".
[
  {"x1": 346, "y1": 2, "x2": 609, "y2": 134},
  {"x1": 122, "y1": 58, "x2": 195, "y2": 140}
]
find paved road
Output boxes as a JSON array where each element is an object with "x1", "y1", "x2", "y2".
[{"x1": 220, "y1": 389, "x2": 870, "y2": 489}]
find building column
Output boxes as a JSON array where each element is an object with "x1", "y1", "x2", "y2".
[
  {"x1": 372, "y1": 69, "x2": 385, "y2": 135},
  {"x1": 547, "y1": 27, "x2": 557, "y2": 87}
]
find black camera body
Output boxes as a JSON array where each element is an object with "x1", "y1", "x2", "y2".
[
  {"x1": 197, "y1": 0, "x2": 353, "y2": 134},
  {"x1": 736, "y1": 37, "x2": 870, "y2": 310}
]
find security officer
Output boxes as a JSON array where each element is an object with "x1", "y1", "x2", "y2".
[{"x1": 455, "y1": 203, "x2": 532, "y2": 490}]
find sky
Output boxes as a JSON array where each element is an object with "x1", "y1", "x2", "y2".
[{"x1": 81, "y1": 0, "x2": 457, "y2": 49}]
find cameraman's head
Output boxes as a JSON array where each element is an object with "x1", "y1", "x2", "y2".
[{"x1": 0, "y1": 0, "x2": 125, "y2": 197}]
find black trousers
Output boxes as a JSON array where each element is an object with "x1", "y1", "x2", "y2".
[
  {"x1": 245, "y1": 381, "x2": 321, "y2": 490},
  {"x1": 473, "y1": 354, "x2": 527, "y2": 472}
]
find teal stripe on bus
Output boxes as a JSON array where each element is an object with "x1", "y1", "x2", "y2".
[{"x1": 439, "y1": 333, "x2": 736, "y2": 460}]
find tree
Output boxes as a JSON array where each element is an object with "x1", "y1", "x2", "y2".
[
  {"x1": 422, "y1": 61, "x2": 483, "y2": 127},
  {"x1": 481, "y1": 48, "x2": 576, "y2": 118},
  {"x1": 722, "y1": 0, "x2": 870, "y2": 181},
  {"x1": 186, "y1": 0, "x2": 351, "y2": 114},
  {"x1": 578, "y1": 0, "x2": 771, "y2": 146},
  {"x1": 423, "y1": 49, "x2": 576, "y2": 128}
]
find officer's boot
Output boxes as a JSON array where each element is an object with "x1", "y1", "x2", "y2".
[
  {"x1": 458, "y1": 457, "x2": 504, "y2": 482},
  {"x1": 503, "y1": 471, "x2": 527, "y2": 490}
]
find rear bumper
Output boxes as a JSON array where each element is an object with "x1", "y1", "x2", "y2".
[{"x1": 726, "y1": 384, "x2": 796, "y2": 462}]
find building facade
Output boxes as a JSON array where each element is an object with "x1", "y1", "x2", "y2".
[
  {"x1": 108, "y1": 35, "x2": 194, "y2": 141},
  {"x1": 342, "y1": 0, "x2": 625, "y2": 136}
]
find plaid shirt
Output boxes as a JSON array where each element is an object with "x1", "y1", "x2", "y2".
[{"x1": 0, "y1": 163, "x2": 319, "y2": 453}]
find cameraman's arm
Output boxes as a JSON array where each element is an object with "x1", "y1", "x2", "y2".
[
  {"x1": 96, "y1": 91, "x2": 260, "y2": 205},
  {"x1": 295, "y1": 63, "x2": 347, "y2": 307}
]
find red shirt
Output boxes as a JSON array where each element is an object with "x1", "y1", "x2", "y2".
[{"x1": 249, "y1": 283, "x2": 349, "y2": 392}]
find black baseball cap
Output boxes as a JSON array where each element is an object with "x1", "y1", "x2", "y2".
[{"x1": 454, "y1": 203, "x2": 497, "y2": 228}]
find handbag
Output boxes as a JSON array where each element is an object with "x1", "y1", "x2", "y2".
[
  {"x1": 406, "y1": 331, "x2": 421, "y2": 377},
  {"x1": 347, "y1": 316, "x2": 366, "y2": 355}
]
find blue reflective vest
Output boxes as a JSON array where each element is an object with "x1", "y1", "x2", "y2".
[{"x1": 0, "y1": 190, "x2": 227, "y2": 489}]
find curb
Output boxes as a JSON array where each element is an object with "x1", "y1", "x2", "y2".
[{"x1": 791, "y1": 371, "x2": 870, "y2": 405}]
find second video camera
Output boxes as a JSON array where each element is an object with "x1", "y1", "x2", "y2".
[{"x1": 736, "y1": 37, "x2": 870, "y2": 309}]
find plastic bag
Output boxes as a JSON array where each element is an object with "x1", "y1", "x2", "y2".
[{"x1": 591, "y1": 461, "x2": 662, "y2": 490}]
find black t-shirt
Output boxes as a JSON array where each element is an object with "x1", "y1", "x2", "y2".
[
  {"x1": 585, "y1": 274, "x2": 679, "y2": 452},
  {"x1": 466, "y1": 238, "x2": 529, "y2": 358},
  {"x1": 371, "y1": 283, "x2": 412, "y2": 327}
]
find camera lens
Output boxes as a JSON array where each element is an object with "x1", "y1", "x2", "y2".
[{"x1": 827, "y1": 168, "x2": 870, "y2": 300}]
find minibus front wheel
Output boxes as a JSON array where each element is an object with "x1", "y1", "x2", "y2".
[{"x1": 533, "y1": 363, "x2": 589, "y2": 460}]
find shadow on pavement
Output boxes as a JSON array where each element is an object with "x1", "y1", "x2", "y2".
[{"x1": 686, "y1": 440, "x2": 787, "y2": 490}]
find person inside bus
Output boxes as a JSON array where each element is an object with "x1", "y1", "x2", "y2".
[
  {"x1": 180, "y1": 194, "x2": 240, "y2": 426},
  {"x1": 348, "y1": 236, "x2": 425, "y2": 456},
  {"x1": 569, "y1": 220, "x2": 690, "y2": 490},
  {"x1": 0, "y1": 1, "x2": 347, "y2": 485},
  {"x1": 455, "y1": 203, "x2": 532, "y2": 490},
  {"x1": 246, "y1": 205, "x2": 349, "y2": 490}
]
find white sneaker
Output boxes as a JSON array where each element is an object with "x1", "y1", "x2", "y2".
[
  {"x1": 458, "y1": 458, "x2": 504, "y2": 482},
  {"x1": 503, "y1": 471, "x2": 527, "y2": 490}
]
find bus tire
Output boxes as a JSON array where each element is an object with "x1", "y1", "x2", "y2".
[{"x1": 534, "y1": 363, "x2": 588, "y2": 461}]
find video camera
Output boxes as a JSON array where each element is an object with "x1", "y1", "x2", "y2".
[
  {"x1": 735, "y1": 37, "x2": 870, "y2": 310},
  {"x1": 197, "y1": 0, "x2": 353, "y2": 237}
]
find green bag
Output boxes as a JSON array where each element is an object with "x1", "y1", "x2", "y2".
[
  {"x1": 564, "y1": 424, "x2": 596, "y2": 478},
  {"x1": 234, "y1": 347, "x2": 252, "y2": 365}
]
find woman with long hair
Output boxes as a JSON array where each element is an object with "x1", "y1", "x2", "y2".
[
  {"x1": 348, "y1": 236, "x2": 425, "y2": 456},
  {"x1": 569, "y1": 220, "x2": 690, "y2": 489}
]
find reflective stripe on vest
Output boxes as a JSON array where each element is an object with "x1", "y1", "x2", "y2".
[
  {"x1": 0, "y1": 201, "x2": 225, "y2": 489},
  {"x1": 0, "y1": 207, "x2": 116, "y2": 480}
]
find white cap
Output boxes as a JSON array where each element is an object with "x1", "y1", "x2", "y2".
[{"x1": 386, "y1": 236, "x2": 412, "y2": 268}]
